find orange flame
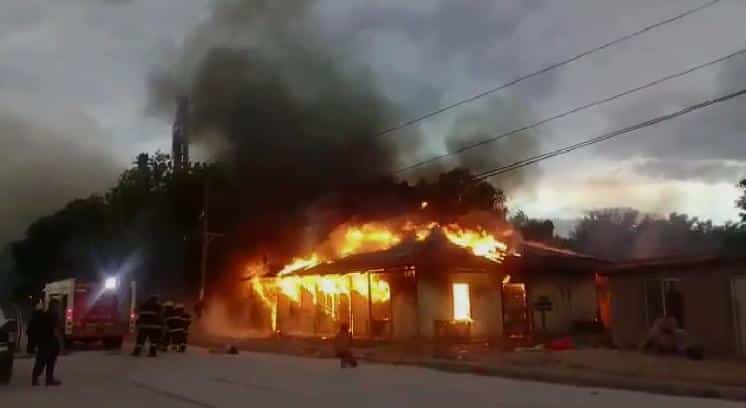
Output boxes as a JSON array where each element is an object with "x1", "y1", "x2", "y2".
[
  {"x1": 443, "y1": 224, "x2": 508, "y2": 263},
  {"x1": 278, "y1": 254, "x2": 322, "y2": 276},
  {"x1": 452, "y1": 283, "x2": 472, "y2": 322},
  {"x1": 248, "y1": 220, "x2": 508, "y2": 328},
  {"x1": 334, "y1": 223, "x2": 403, "y2": 257}
]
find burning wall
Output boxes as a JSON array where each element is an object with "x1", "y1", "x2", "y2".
[{"x1": 242, "y1": 219, "x2": 512, "y2": 338}]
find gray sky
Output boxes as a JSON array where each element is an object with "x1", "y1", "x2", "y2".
[{"x1": 2, "y1": 0, "x2": 746, "y2": 244}]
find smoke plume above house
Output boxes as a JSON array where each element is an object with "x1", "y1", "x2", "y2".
[{"x1": 146, "y1": 0, "x2": 541, "y2": 194}]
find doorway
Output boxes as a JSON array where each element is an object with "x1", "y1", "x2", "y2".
[{"x1": 502, "y1": 283, "x2": 530, "y2": 338}]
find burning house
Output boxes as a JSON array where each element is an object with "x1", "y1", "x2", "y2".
[{"x1": 240, "y1": 220, "x2": 607, "y2": 343}]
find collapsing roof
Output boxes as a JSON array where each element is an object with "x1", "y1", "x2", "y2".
[
  {"x1": 295, "y1": 230, "x2": 500, "y2": 276},
  {"x1": 284, "y1": 231, "x2": 607, "y2": 278}
]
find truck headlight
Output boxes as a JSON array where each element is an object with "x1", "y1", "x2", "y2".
[{"x1": 104, "y1": 277, "x2": 118, "y2": 290}]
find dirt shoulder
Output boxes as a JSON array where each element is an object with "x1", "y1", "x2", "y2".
[{"x1": 192, "y1": 334, "x2": 746, "y2": 402}]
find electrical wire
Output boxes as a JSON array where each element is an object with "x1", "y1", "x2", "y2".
[
  {"x1": 395, "y1": 45, "x2": 746, "y2": 174},
  {"x1": 474, "y1": 86, "x2": 746, "y2": 179},
  {"x1": 375, "y1": 0, "x2": 721, "y2": 139}
]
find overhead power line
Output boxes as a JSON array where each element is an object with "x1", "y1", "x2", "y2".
[
  {"x1": 395, "y1": 45, "x2": 746, "y2": 174},
  {"x1": 375, "y1": 0, "x2": 721, "y2": 139},
  {"x1": 473, "y1": 86, "x2": 746, "y2": 180}
]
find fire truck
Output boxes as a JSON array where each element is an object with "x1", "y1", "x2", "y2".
[{"x1": 43, "y1": 277, "x2": 136, "y2": 349}]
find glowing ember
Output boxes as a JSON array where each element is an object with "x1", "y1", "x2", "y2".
[
  {"x1": 452, "y1": 283, "x2": 472, "y2": 322},
  {"x1": 420, "y1": 201, "x2": 429, "y2": 209}
]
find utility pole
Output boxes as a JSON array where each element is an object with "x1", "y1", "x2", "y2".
[
  {"x1": 199, "y1": 179, "x2": 209, "y2": 303},
  {"x1": 198, "y1": 176, "x2": 223, "y2": 307}
]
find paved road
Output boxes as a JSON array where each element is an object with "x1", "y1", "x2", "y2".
[{"x1": 1, "y1": 348, "x2": 741, "y2": 407}]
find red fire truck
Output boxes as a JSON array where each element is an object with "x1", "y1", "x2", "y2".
[{"x1": 43, "y1": 277, "x2": 135, "y2": 349}]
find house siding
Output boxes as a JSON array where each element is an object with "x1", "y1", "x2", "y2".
[
  {"x1": 527, "y1": 275, "x2": 598, "y2": 335},
  {"x1": 608, "y1": 265, "x2": 741, "y2": 354}
]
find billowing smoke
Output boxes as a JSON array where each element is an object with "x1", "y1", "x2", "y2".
[
  {"x1": 146, "y1": 0, "x2": 541, "y2": 293},
  {"x1": 148, "y1": 0, "x2": 418, "y2": 186}
]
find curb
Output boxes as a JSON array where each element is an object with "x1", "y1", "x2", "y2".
[
  {"x1": 407, "y1": 360, "x2": 746, "y2": 402},
  {"x1": 192, "y1": 338, "x2": 746, "y2": 402}
]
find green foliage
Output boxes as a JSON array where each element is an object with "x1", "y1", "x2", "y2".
[
  {"x1": 568, "y1": 208, "x2": 746, "y2": 261},
  {"x1": 10, "y1": 152, "x2": 211, "y2": 299},
  {"x1": 415, "y1": 168, "x2": 506, "y2": 219},
  {"x1": 509, "y1": 210, "x2": 557, "y2": 244},
  {"x1": 9, "y1": 158, "x2": 501, "y2": 299},
  {"x1": 737, "y1": 179, "x2": 746, "y2": 224}
]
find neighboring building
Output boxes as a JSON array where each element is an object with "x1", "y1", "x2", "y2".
[
  {"x1": 600, "y1": 255, "x2": 746, "y2": 355},
  {"x1": 504, "y1": 242, "x2": 609, "y2": 337},
  {"x1": 244, "y1": 231, "x2": 606, "y2": 342},
  {"x1": 172, "y1": 97, "x2": 190, "y2": 170}
]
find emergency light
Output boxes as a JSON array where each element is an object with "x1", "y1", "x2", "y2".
[{"x1": 104, "y1": 277, "x2": 118, "y2": 290}]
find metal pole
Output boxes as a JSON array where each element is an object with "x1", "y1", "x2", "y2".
[
  {"x1": 199, "y1": 179, "x2": 209, "y2": 303},
  {"x1": 313, "y1": 280, "x2": 318, "y2": 336},
  {"x1": 129, "y1": 280, "x2": 137, "y2": 334},
  {"x1": 275, "y1": 284, "x2": 280, "y2": 334},
  {"x1": 348, "y1": 275, "x2": 354, "y2": 336},
  {"x1": 368, "y1": 271, "x2": 373, "y2": 338}
]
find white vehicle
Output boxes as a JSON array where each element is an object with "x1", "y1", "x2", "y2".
[{"x1": 43, "y1": 278, "x2": 135, "y2": 349}]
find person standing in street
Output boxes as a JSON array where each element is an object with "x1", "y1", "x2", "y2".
[
  {"x1": 31, "y1": 299, "x2": 62, "y2": 386},
  {"x1": 172, "y1": 304, "x2": 192, "y2": 353},
  {"x1": 161, "y1": 301, "x2": 176, "y2": 352},
  {"x1": 132, "y1": 296, "x2": 163, "y2": 357},
  {"x1": 334, "y1": 323, "x2": 357, "y2": 368},
  {"x1": 26, "y1": 298, "x2": 44, "y2": 355}
]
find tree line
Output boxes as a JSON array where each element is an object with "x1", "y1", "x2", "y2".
[
  {"x1": 6, "y1": 151, "x2": 746, "y2": 300},
  {"x1": 6, "y1": 153, "x2": 507, "y2": 301}
]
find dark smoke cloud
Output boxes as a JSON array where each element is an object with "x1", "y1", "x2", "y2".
[
  {"x1": 333, "y1": 0, "x2": 549, "y2": 90},
  {"x1": 597, "y1": 53, "x2": 746, "y2": 167},
  {"x1": 147, "y1": 0, "x2": 421, "y2": 190},
  {"x1": 147, "y1": 0, "x2": 543, "y2": 194},
  {"x1": 442, "y1": 97, "x2": 541, "y2": 191},
  {"x1": 0, "y1": 109, "x2": 119, "y2": 244}
]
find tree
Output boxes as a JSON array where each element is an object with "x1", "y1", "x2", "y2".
[
  {"x1": 11, "y1": 196, "x2": 121, "y2": 297},
  {"x1": 569, "y1": 208, "x2": 641, "y2": 261},
  {"x1": 509, "y1": 211, "x2": 556, "y2": 243},
  {"x1": 10, "y1": 152, "x2": 211, "y2": 299},
  {"x1": 738, "y1": 179, "x2": 746, "y2": 224},
  {"x1": 568, "y1": 208, "x2": 746, "y2": 260},
  {"x1": 421, "y1": 168, "x2": 506, "y2": 219}
]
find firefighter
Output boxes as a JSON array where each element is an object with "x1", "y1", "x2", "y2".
[
  {"x1": 132, "y1": 296, "x2": 162, "y2": 357},
  {"x1": 161, "y1": 301, "x2": 177, "y2": 351},
  {"x1": 173, "y1": 304, "x2": 192, "y2": 353},
  {"x1": 31, "y1": 299, "x2": 62, "y2": 386},
  {"x1": 26, "y1": 298, "x2": 44, "y2": 355}
]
